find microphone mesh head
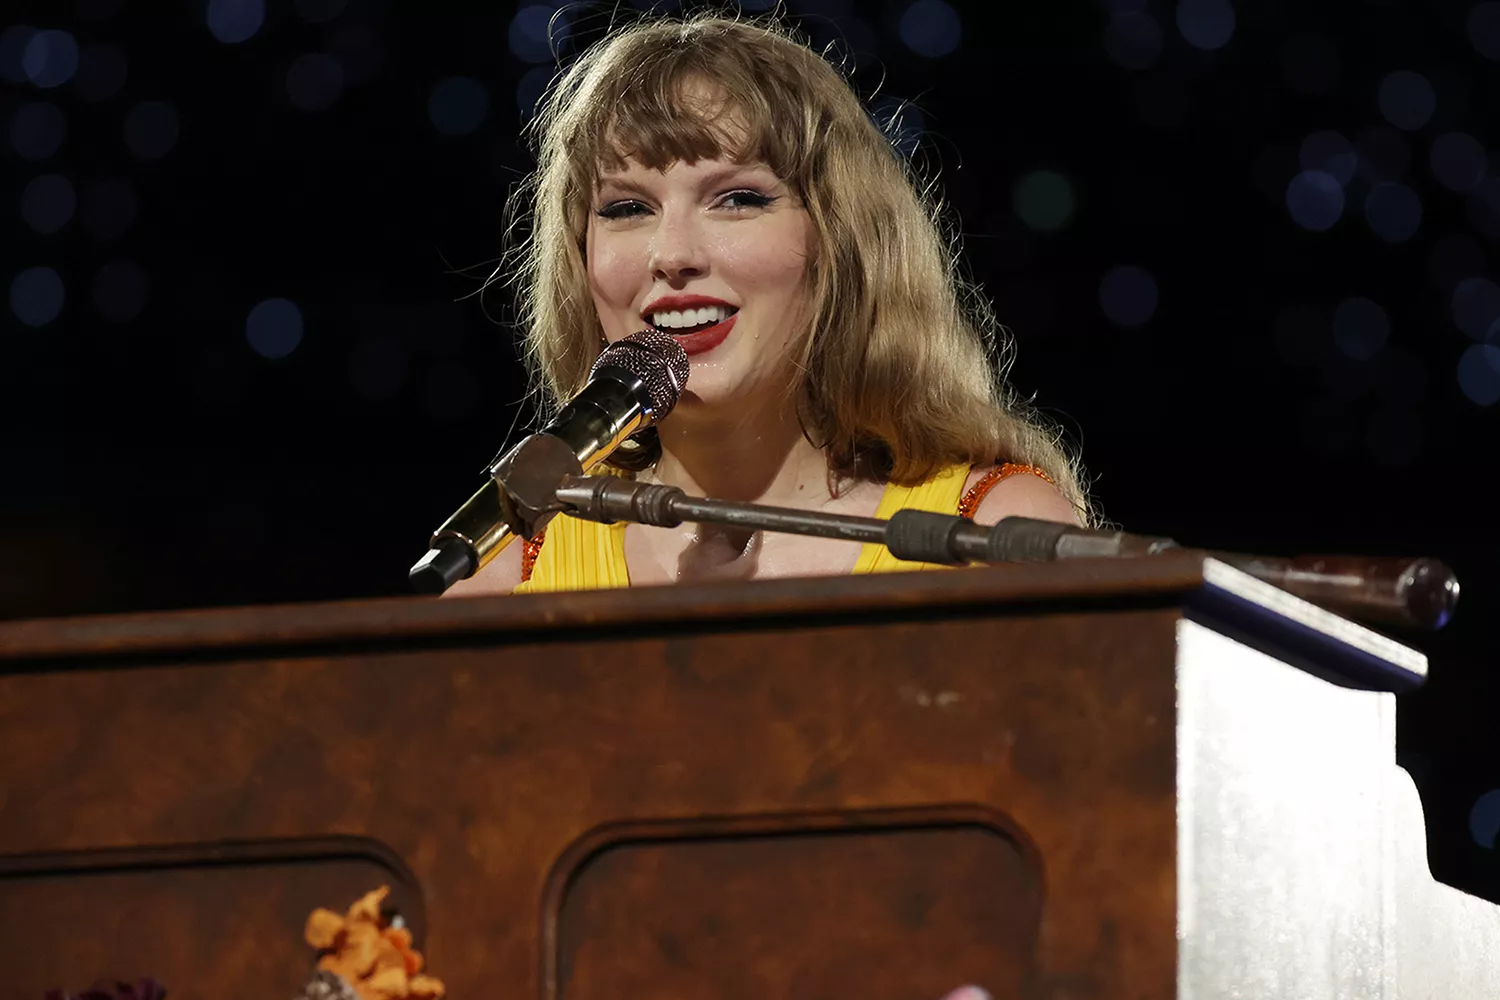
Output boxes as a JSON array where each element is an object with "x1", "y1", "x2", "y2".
[{"x1": 590, "y1": 329, "x2": 690, "y2": 422}]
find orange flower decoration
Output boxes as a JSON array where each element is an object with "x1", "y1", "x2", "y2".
[{"x1": 303, "y1": 887, "x2": 445, "y2": 1000}]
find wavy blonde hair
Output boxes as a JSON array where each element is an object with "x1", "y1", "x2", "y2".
[{"x1": 505, "y1": 13, "x2": 1092, "y2": 522}]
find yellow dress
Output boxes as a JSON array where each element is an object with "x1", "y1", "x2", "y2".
[{"x1": 512, "y1": 463, "x2": 979, "y2": 594}]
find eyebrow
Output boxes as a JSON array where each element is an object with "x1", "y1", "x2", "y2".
[{"x1": 594, "y1": 162, "x2": 780, "y2": 196}]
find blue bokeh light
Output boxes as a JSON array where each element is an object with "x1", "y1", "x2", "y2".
[
  {"x1": 1451, "y1": 277, "x2": 1500, "y2": 340},
  {"x1": 899, "y1": 0, "x2": 962, "y2": 58},
  {"x1": 1286, "y1": 170, "x2": 1344, "y2": 231},
  {"x1": 23, "y1": 29, "x2": 79, "y2": 89},
  {"x1": 1377, "y1": 71, "x2": 1436, "y2": 131},
  {"x1": 9, "y1": 101, "x2": 66, "y2": 161},
  {"x1": 1299, "y1": 131, "x2": 1357, "y2": 186},
  {"x1": 123, "y1": 100, "x2": 180, "y2": 160},
  {"x1": 429, "y1": 77, "x2": 490, "y2": 137},
  {"x1": 1099, "y1": 265, "x2": 1159, "y2": 327},
  {"x1": 10, "y1": 266, "x2": 65, "y2": 327},
  {"x1": 246, "y1": 298, "x2": 305, "y2": 359},
  {"x1": 1430, "y1": 132, "x2": 1487, "y2": 192},
  {"x1": 1332, "y1": 297, "x2": 1389, "y2": 361},
  {"x1": 1471, "y1": 788, "x2": 1500, "y2": 847},
  {"x1": 1457, "y1": 344, "x2": 1500, "y2": 406},
  {"x1": 20, "y1": 174, "x2": 76, "y2": 235},
  {"x1": 509, "y1": 6, "x2": 571, "y2": 64},
  {"x1": 1176, "y1": 0, "x2": 1235, "y2": 50},
  {"x1": 206, "y1": 0, "x2": 266, "y2": 45}
]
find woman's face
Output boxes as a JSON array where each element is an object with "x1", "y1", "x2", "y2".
[{"x1": 586, "y1": 156, "x2": 814, "y2": 411}]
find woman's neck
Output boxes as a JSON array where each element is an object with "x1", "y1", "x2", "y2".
[{"x1": 646, "y1": 396, "x2": 840, "y2": 507}]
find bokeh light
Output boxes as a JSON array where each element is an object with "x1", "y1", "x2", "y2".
[
  {"x1": 79, "y1": 178, "x2": 136, "y2": 241},
  {"x1": 123, "y1": 100, "x2": 180, "y2": 160},
  {"x1": 23, "y1": 29, "x2": 79, "y2": 89},
  {"x1": 1104, "y1": 11, "x2": 1163, "y2": 70},
  {"x1": 1377, "y1": 71, "x2": 1436, "y2": 132},
  {"x1": 1430, "y1": 132, "x2": 1487, "y2": 192},
  {"x1": 1365, "y1": 183, "x2": 1422, "y2": 243},
  {"x1": 1457, "y1": 344, "x2": 1500, "y2": 406},
  {"x1": 428, "y1": 77, "x2": 489, "y2": 137},
  {"x1": 1286, "y1": 170, "x2": 1343, "y2": 231},
  {"x1": 1468, "y1": 2, "x2": 1500, "y2": 60},
  {"x1": 286, "y1": 53, "x2": 345, "y2": 111},
  {"x1": 1013, "y1": 170, "x2": 1076, "y2": 233},
  {"x1": 9, "y1": 102, "x2": 66, "y2": 161},
  {"x1": 207, "y1": 0, "x2": 266, "y2": 45},
  {"x1": 1176, "y1": 0, "x2": 1235, "y2": 51},
  {"x1": 1299, "y1": 131, "x2": 1356, "y2": 186},
  {"x1": 246, "y1": 298, "x2": 305, "y2": 360},
  {"x1": 1451, "y1": 277, "x2": 1500, "y2": 340},
  {"x1": 9, "y1": 267, "x2": 65, "y2": 328},
  {"x1": 1471, "y1": 788, "x2": 1500, "y2": 847},
  {"x1": 19, "y1": 174, "x2": 76, "y2": 235},
  {"x1": 91, "y1": 258, "x2": 149, "y2": 323},
  {"x1": 899, "y1": 0, "x2": 962, "y2": 58},
  {"x1": 1332, "y1": 297, "x2": 1389, "y2": 360},
  {"x1": 1280, "y1": 33, "x2": 1339, "y2": 95},
  {"x1": 73, "y1": 42, "x2": 127, "y2": 102},
  {"x1": 508, "y1": 6, "x2": 571, "y2": 64},
  {"x1": 1099, "y1": 265, "x2": 1158, "y2": 327}
]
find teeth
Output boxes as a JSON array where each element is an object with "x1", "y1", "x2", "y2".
[{"x1": 650, "y1": 305, "x2": 733, "y2": 329}]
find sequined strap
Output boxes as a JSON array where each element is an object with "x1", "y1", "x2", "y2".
[
  {"x1": 521, "y1": 531, "x2": 545, "y2": 583},
  {"x1": 958, "y1": 463, "x2": 1055, "y2": 520}
]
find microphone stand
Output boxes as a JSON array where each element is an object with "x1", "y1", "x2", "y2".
[{"x1": 553, "y1": 474, "x2": 1459, "y2": 631}]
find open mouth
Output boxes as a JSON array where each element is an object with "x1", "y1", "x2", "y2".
[{"x1": 646, "y1": 305, "x2": 740, "y2": 337}]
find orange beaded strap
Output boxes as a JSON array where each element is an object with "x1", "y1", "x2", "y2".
[
  {"x1": 521, "y1": 531, "x2": 545, "y2": 583},
  {"x1": 958, "y1": 462, "x2": 1055, "y2": 520}
]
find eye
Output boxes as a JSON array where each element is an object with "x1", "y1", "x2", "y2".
[
  {"x1": 716, "y1": 189, "x2": 777, "y2": 211},
  {"x1": 596, "y1": 200, "x2": 650, "y2": 220}
]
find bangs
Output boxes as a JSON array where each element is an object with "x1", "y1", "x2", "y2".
[{"x1": 557, "y1": 23, "x2": 820, "y2": 190}]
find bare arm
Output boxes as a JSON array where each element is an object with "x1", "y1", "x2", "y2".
[
  {"x1": 439, "y1": 534, "x2": 525, "y2": 597},
  {"x1": 964, "y1": 465, "x2": 1084, "y2": 528}
]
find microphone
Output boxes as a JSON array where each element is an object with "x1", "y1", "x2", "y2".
[{"x1": 408, "y1": 329, "x2": 690, "y2": 595}]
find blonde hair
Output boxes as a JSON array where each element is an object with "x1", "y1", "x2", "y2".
[{"x1": 505, "y1": 13, "x2": 1093, "y2": 522}]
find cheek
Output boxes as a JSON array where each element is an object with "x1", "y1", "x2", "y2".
[{"x1": 586, "y1": 231, "x2": 637, "y2": 311}]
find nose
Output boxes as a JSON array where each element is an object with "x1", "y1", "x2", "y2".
[{"x1": 648, "y1": 209, "x2": 707, "y2": 284}]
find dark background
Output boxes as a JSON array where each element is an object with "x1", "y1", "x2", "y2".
[{"x1": 3, "y1": 0, "x2": 1498, "y2": 899}]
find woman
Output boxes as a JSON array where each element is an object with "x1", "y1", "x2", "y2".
[{"x1": 450, "y1": 14, "x2": 1091, "y2": 597}]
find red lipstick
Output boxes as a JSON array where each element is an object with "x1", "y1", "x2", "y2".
[
  {"x1": 641, "y1": 294, "x2": 739, "y2": 357},
  {"x1": 672, "y1": 312, "x2": 737, "y2": 356}
]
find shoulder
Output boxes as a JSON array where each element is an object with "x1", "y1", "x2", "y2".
[
  {"x1": 441, "y1": 534, "x2": 525, "y2": 598},
  {"x1": 962, "y1": 463, "x2": 1083, "y2": 527}
]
